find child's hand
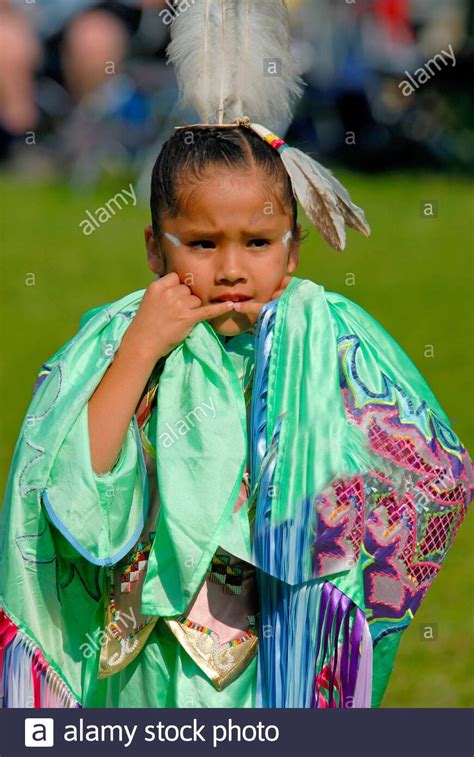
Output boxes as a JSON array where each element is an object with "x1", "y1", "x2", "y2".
[
  {"x1": 232, "y1": 275, "x2": 293, "y2": 317},
  {"x1": 123, "y1": 273, "x2": 236, "y2": 361}
]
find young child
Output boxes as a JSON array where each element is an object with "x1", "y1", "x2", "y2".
[{"x1": 0, "y1": 0, "x2": 472, "y2": 710}]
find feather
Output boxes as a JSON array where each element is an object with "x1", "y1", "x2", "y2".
[
  {"x1": 166, "y1": 0, "x2": 304, "y2": 134},
  {"x1": 309, "y1": 158, "x2": 371, "y2": 239},
  {"x1": 280, "y1": 147, "x2": 348, "y2": 250},
  {"x1": 249, "y1": 122, "x2": 371, "y2": 251},
  {"x1": 280, "y1": 146, "x2": 371, "y2": 250}
]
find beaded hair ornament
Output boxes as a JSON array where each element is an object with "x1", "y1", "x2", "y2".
[{"x1": 166, "y1": 0, "x2": 370, "y2": 251}]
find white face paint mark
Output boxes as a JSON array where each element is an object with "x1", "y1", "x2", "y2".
[
  {"x1": 164, "y1": 232, "x2": 182, "y2": 248},
  {"x1": 282, "y1": 231, "x2": 292, "y2": 248}
]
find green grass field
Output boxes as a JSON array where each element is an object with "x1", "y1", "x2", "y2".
[{"x1": 1, "y1": 170, "x2": 473, "y2": 707}]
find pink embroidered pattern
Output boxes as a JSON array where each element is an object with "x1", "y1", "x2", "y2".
[
  {"x1": 308, "y1": 334, "x2": 473, "y2": 638},
  {"x1": 312, "y1": 476, "x2": 364, "y2": 576}
]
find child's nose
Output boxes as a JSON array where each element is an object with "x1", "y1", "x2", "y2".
[{"x1": 215, "y1": 246, "x2": 248, "y2": 283}]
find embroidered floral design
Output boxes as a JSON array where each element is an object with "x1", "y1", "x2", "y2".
[
  {"x1": 177, "y1": 616, "x2": 256, "y2": 674},
  {"x1": 107, "y1": 636, "x2": 140, "y2": 668}
]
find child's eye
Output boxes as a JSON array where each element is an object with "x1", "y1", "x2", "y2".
[
  {"x1": 187, "y1": 239, "x2": 271, "y2": 250},
  {"x1": 188, "y1": 240, "x2": 216, "y2": 249},
  {"x1": 248, "y1": 239, "x2": 271, "y2": 248}
]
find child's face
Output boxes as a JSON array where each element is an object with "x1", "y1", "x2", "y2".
[{"x1": 145, "y1": 167, "x2": 300, "y2": 336}]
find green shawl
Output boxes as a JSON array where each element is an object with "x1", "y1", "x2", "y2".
[{"x1": 0, "y1": 276, "x2": 471, "y2": 707}]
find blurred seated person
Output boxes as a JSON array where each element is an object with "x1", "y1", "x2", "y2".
[{"x1": 0, "y1": 0, "x2": 167, "y2": 136}]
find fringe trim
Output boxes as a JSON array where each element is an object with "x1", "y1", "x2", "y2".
[
  {"x1": 0, "y1": 609, "x2": 81, "y2": 708},
  {"x1": 256, "y1": 576, "x2": 373, "y2": 708},
  {"x1": 311, "y1": 583, "x2": 372, "y2": 708},
  {"x1": 251, "y1": 295, "x2": 373, "y2": 708}
]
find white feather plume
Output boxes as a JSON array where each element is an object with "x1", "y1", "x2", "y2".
[
  {"x1": 166, "y1": 1, "x2": 370, "y2": 251},
  {"x1": 166, "y1": 0, "x2": 304, "y2": 134}
]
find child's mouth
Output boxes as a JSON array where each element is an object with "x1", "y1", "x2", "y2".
[{"x1": 210, "y1": 294, "x2": 252, "y2": 303}]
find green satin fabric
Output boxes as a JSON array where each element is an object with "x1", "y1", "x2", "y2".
[
  {"x1": 214, "y1": 330, "x2": 256, "y2": 563},
  {"x1": 0, "y1": 276, "x2": 470, "y2": 708},
  {"x1": 141, "y1": 323, "x2": 256, "y2": 615},
  {"x1": 82, "y1": 331, "x2": 258, "y2": 707}
]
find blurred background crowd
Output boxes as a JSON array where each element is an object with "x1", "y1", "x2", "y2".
[{"x1": 0, "y1": 0, "x2": 472, "y2": 189}]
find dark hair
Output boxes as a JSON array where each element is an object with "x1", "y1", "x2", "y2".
[{"x1": 150, "y1": 126, "x2": 298, "y2": 242}]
